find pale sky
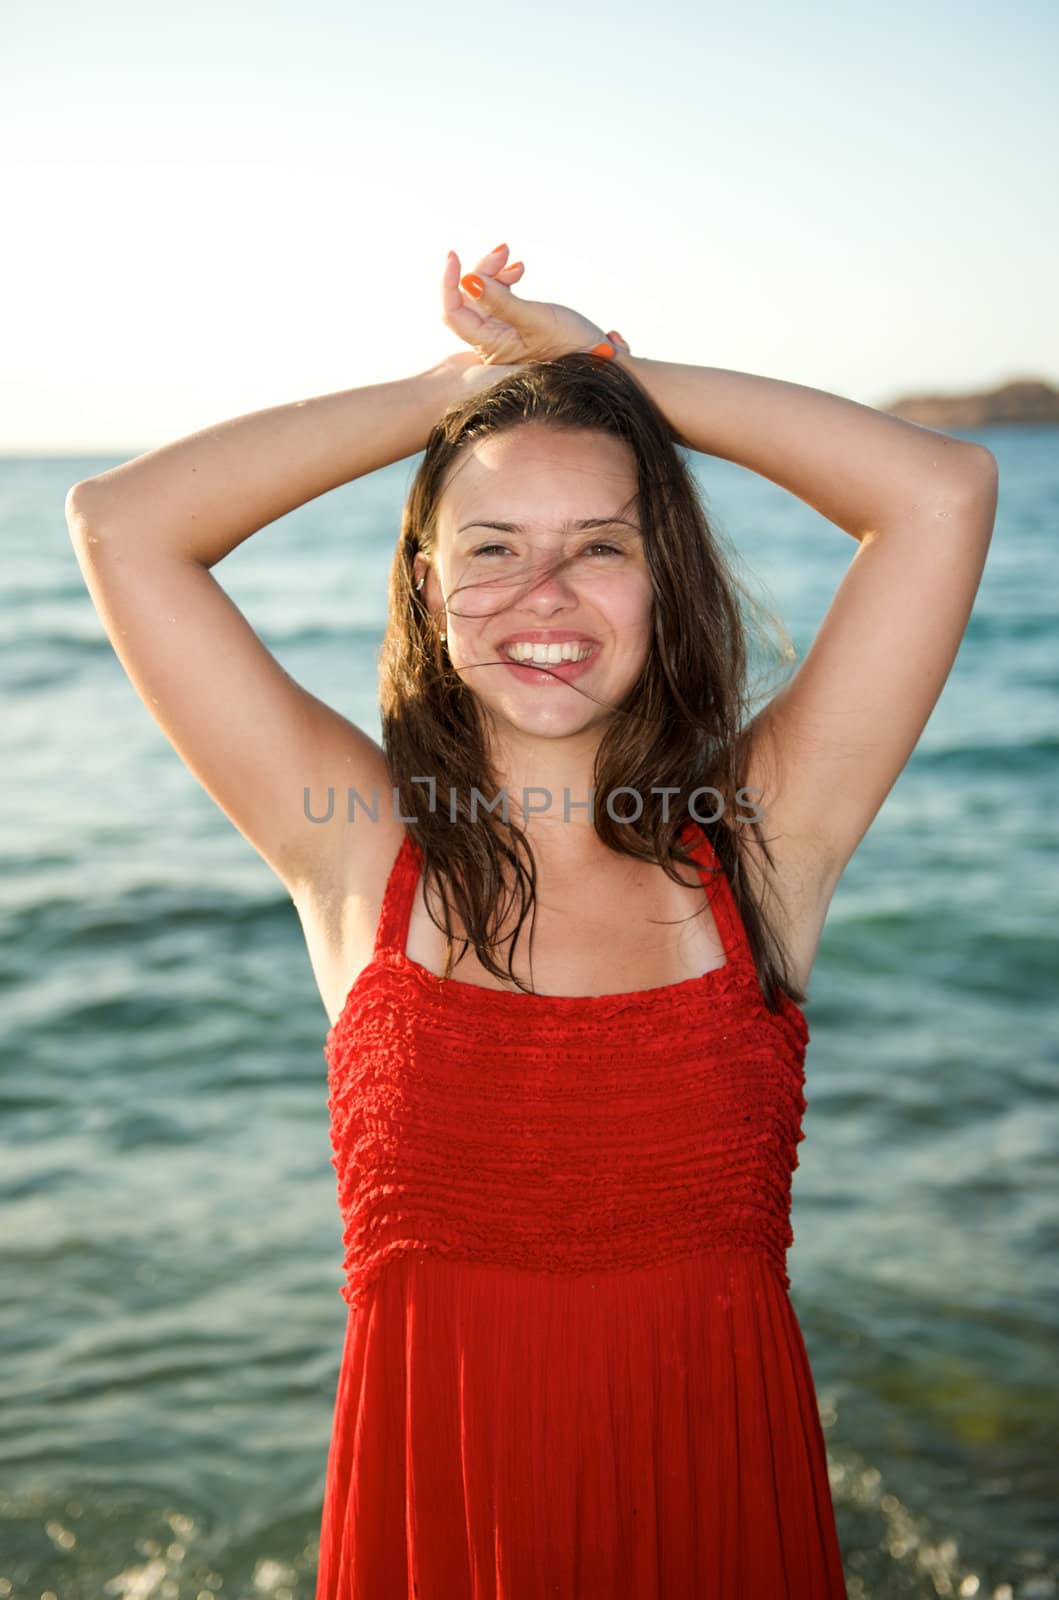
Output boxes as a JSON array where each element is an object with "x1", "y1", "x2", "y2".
[{"x1": 2, "y1": 0, "x2": 1055, "y2": 453}]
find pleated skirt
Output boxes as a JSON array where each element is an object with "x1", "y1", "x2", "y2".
[{"x1": 315, "y1": 1246, "x2": 847, "y2": 1599}]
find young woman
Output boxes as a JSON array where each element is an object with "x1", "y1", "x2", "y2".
[{"x1": 65, "y1": 242, "x2": 999, "y2": 1598}]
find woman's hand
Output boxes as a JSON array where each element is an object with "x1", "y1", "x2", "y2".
[
  {"x1": 428, "y1": 347, "x2": 522, "y2": 399},
  {"x1": 441, "y1": 244, "x2": 629, "y2": 367}
]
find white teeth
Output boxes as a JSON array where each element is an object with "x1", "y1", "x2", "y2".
[{"x1": 504, "y1": 641, "x2": 593, "y2": 664}]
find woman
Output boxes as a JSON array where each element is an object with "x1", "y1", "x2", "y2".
[{"x1": 65, "y1": 242, "x2": 999, "y2": 1598}]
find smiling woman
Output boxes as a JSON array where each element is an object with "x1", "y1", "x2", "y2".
[
  {"x1": 310, "y1": 345, "x2": 845, "y2": 1600},
  {"x1": 66, "y1": 235, "x2": 997, "y2": 1600},
  {"x1": 310, "y1": 350, "x2": 848, "y2": 1597}
]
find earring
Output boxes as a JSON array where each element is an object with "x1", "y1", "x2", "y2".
[
  {"x1": 415, "y1": 576, "x2": 425, "y2": 592},
  {"x1": 440, "y1": 630, "x2": 447, "y2": 642}
]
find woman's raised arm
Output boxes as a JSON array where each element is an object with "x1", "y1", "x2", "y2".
[
  {"x1": 62, "y1": 355, "x2": 496, "y2": 909},
  {"x1": 67, "y1": 360, "x2": 473, "y2": 565},
  {"x1": 611, "y1": 353, "x2": 999, "y2": 895}
]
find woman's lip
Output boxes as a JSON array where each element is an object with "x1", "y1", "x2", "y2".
[
  {"x1": 495, "y1": 635, "x2": 599, "y2": 650},
  {"x1": 499, "y1": 643, "x2": 599, "y2": 682}
]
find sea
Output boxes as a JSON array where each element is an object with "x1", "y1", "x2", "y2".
[{"x1": 1, "y1": 420, "x2": 1056, "y2": 1599}]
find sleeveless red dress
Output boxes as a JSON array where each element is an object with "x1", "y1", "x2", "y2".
[{"x1": 317, "y1": 820, "x2": 847, "y2": 1599}]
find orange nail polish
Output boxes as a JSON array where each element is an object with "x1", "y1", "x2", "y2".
[
  {"x1": 589, "y1": 341, "x2": 616, "y2": 359},
  {"x1": 461, "y1": 274, "x2": 484, "y2": 298},
  {"x1": 510, "y1": 260, "x2": 524, "y2": 271},
  {"x1": 492, "y1": 242, "x2": 507, "y2": 253}
]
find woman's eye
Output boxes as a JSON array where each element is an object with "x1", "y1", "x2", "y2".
[{"x1": 470, "y1": 541, "x2": 622, "y2": 559}]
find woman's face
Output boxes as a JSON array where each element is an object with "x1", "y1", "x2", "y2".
[{"x1": 416, "y1": 424, "x2": 654, "y2": 743}]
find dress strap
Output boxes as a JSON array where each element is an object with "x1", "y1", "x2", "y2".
[
  {"x1": 678, "y1": 818, "x2": 753, "y2": 968},
  {"x1": 374, "y1": 823, "x2": 751, "y2": 969},
  {"x1": 372, "y1": 830, "x2": 421, "y2": 958}
]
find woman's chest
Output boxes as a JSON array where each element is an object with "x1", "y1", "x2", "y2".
[
  {"x1": 309, "y1": 846, "x2": 728, "y2": 1021},
  {"x1": 308, "y1": 831, "x2": 829, "y2": 1027},
  {"x1": 403, "y1": 851, "x2": 728, "y2": 997}
]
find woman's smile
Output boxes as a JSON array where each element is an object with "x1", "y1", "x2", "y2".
[{"x1": 498, "y1": 640, "x2": 601, "y2": 684}]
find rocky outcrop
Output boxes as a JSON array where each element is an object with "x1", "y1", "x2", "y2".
[{"x1": 882, "y1": 377, "x2": 1059, "y2": 426}]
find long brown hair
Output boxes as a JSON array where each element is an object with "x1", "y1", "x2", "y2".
[{"x1": 378, "y1": 352, "x2": 802, "y2": 1011}]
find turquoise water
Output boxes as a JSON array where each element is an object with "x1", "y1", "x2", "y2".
[{"x1": 1, "y1": 427, "x2": 1056, "y2": 1599}]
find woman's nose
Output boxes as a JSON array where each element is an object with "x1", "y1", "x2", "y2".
[{"x1": 520, "y1": 560, "x2": 580, "y2": 607}]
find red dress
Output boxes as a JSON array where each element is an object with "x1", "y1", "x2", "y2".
[{"x1": 317, "y1": 820, "x2": 847, "y2": 1599}]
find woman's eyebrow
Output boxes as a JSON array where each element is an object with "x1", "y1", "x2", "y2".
[{"x1": 456, "y1": 518, "x2": 641, "y2": 535}]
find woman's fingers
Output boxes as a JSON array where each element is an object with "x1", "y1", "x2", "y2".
[
  {"x1": 472, "y1": 243, "x2": 510, "y2": 274},
  {"x1": 468, "y1": 244, "x2": 525, "y2": 289},
  {"x1": 441, "y1": 250, "x2": 487, "y2": 342},
  {"x1": 441, "y1": 247, "x2": 525, "y2": 346}
]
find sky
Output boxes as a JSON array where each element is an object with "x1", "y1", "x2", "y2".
[{"x1": 1, "y1": 0, "x2": 1056, "y2": 454}]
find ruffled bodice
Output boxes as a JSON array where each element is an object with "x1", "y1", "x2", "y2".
[{"x1": 322, "y1": 820, "x2": 810, "y2": 1312}]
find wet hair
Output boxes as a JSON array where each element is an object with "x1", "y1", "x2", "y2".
[{"x1": 378, "y1": 351, "x2": 803, "y2": 1010}]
